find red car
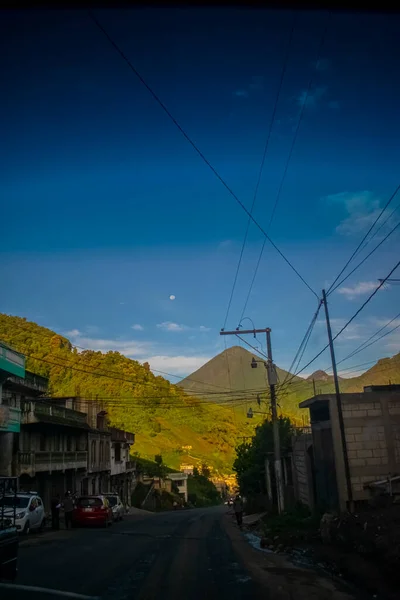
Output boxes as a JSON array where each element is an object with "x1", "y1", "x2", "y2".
[{"x1": 73, "y1": 495, "x2": 113, "y2": 528}]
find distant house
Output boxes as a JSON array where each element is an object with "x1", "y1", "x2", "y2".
[{"x1": 166, "y1": 472, "x2": 188, "y2": 503}]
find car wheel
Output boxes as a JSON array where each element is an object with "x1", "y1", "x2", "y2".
[
  {"x1": 102, "y1": 517, "x2": 108, "y2": 528},
  {"x1": 39, "y1": 518, "x2": 46, "y2": 532},
  {"x1": 23, "y1": 521, "x2": 30, "y2": 535}
]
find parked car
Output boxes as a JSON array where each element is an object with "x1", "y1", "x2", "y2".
[
  {"x1": 0, "y1": 477, "x2": 18, "y2": 582},
  {"x1": 103, "y1": 494, "x2": 124, "y2": 521},
  {"x1": 0, "y1": 491, "x2": 45, "y2": 535},
  {"x1": 72, "y1": 495, "x2": 113, "y2": 528}
]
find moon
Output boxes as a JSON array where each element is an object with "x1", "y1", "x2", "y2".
[{"x1": 169, "y1": 295, "x2": 176, "y2": 300}]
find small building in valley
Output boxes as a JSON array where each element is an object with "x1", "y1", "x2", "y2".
[{"x1": 166, "y1": 472, "x2": 188, "y2": 503}]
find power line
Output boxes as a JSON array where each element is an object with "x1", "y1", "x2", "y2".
[
  {"x1": 223, "y1": 14, "x2": 297, "y2": 329},
  {"x1": 1, "y1": 318, "x2": 233, "y2": 392},
  {"x1": 89, "y1": 11, "x2": 318, "y2": 301},
  {"x1": 280, "y1": 302, "x2": 322, "y2": 390},
  {"x1": 235, "y1": 334, "x2": 269, "y2": 360},
  {"x1": 290, "y1": 258, "x2": 400, "y2": 379},
  {"x1": 336, "y1": 314, "x2": 400, "y2": 366},
  {"x1": 327, "y1": 183, "x2": 400, "y2": 295},
  {"x1": 356, "y1": 197, "x2": 400, "y2": 260},
  {"x1": 328, "y1": 216, "x2": 400, "y2": 295},
  {"x1": 238, "y1": 13, "x2": 331, "y2": 321}
]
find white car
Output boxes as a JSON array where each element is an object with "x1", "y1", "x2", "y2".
[
  {"x1": 104, "y1": 494, "x2": 124, "y2": 521},
  {"x1": 0, "y1": 493, "x2": 45, "y2": 534}
]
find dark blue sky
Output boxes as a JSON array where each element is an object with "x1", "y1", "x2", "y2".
[{"x1": 1, "y1": 9, "x2": 399, "y2": 378}]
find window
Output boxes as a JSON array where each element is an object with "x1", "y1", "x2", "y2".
[
  {"x1": 77, "y1": 497, "x2": 102, "y2": 508},
  {"x1": 175, "y1": 480, "x2": 184, "y2": 487},
  {"x1": 36, "y1": 497, "x2": 43, "y2": 507},
  {"x1": 67, "y1": 436, "x2": 72, "y2": 451},
  {"x1": 99, "y1": 441, "x2": 104, "y2": 464},
  {"x1": 115, "y1": 443, "x2": 121, "y2": 462},
  {"x1": 39, "y1": 434, "x2": 46, "y2": 451},
  {"x1": 91, "y1": 440, "x2": 97, "y2": 466}
]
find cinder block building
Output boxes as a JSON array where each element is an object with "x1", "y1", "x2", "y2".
[{"x1": 299, "y1": 385, "x2": 400, "y2": 511}]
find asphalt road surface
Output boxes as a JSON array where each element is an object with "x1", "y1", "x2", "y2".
[{"x1": 16, "y1": 506, "x2": 263, "y2": 600}]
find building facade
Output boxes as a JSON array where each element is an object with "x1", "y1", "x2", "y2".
[
  {"x1": 299, "y1": 385, "x2": 400, "y2": 511},
  {"x1": 18, "y1": 399, "x2": 89, "y2": 508},
  {"x1": 109, "y1": 427, "x2": 136, "y2": 506},
  {"x1": 0, "y1": 342, "x2": 26, "y2": 476},
  {"x1": 167, "y1": 473, "x2": 188, "y2": 503}
]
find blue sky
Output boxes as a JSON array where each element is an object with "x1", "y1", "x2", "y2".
[{"x1": 1, "y1": 9, "x2": 399, "y2": 380}]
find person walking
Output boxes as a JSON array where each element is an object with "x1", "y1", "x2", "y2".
[
  {"x1": 51, "y1": 493, "x2": 61, "y2": 530},
  {"x1": 63, "y1": 491, "x2": 74, "y2": 530},
  {"x1": 233, "y1": 495, "x2": 243, "y2": 528}
]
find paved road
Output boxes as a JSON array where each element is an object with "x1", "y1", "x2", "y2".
[{"x1": 16, "y1": 506, "x2": 263, "y2": 599}]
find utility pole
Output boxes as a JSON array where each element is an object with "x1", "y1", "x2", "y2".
[
  {"x1": 322, "y1": 290, "x2": 354, "y2": 512},
  {"x1": 312, "y1": 378, "x2": 316, "y2": 396},
  {"x1": 220, "y1": 327, "x2": 284, "y2": 513}
]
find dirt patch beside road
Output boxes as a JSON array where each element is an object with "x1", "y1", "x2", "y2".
[{"x1": 222, "y1": 511, "x2": 357, "y2": 600}]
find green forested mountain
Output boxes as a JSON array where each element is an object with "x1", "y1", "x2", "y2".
[{"x1": 0, "y1": 314, "x2": 253, "y2": 477}]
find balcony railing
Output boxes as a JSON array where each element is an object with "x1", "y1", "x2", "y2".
[
  {"x1": 21, "y1": 401, "x2": 88, "y2": 426},
  {"x1": 18, "y1": 451, "x2": 88, "y2": 475},
  {"x1": 6, "y1": 370, "x2": 48, "y2": 394},
  {"x1": 109, "y1": 427, "x2": 135, "y2": 444},
  {"x1": 0, "y1": 406, "x2": 21, "y2": 433},
  {"x1": 89, "y1": 459, "x2": 111, "y2": 473}
]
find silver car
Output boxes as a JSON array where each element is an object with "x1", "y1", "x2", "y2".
[{"x1": 104, "y1": 495, "x2": 124, "y2": 521}]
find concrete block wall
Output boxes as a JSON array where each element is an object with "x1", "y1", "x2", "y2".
[
  {"x1": 291, "y1": 434, "x2": 313, "y2": 508},
  {"x1": 339, "y1": 393, "x2": 400, "y2": 500}
]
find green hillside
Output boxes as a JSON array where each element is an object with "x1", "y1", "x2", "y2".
[{"x1": 0, "y1": 314, "x2": 254, "y2": 477}]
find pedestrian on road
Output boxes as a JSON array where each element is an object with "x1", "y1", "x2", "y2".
[
  {"x1": 51, "y1": 493, "x2": 61, "y2": 530},
  {"x1": 233, "y1": 495, "x2": 243, "y2": 528},
  {"x1": 63, "y1": 491, "x2": 74, "y2": 530}
]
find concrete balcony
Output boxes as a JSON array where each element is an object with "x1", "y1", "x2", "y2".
[
  {"x1": 18, "y1": 451, "x2": 88, "y2": 476},
  {"x1": 0, "y1": 342, "x2": 25, "y2": 379},
  {"x1": 109, "y1": 427, "x2": 135, "y2": 444},
  {"x1": 5, "y1": 370, "x2": 48, "y2": 395},
  {"x1": 21, "y1": 401, "x2": 89, "y2": 429},
  {"x1": 110, "y1": 460, "x2": 136, "y2": 476},
  {"x1": 0, "y1": 406, "x2": 21, "y2": 433}
]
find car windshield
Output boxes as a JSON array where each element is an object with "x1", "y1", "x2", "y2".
[
  {"x1": 107, "y1": 496, "x2": 118, "y2": 507},
  {"x1": 77, "y1": 497, "x2": 102, "y2": 508},
  {"x1": 0, "y1": 496, "x2": 30, "y2": 509}
]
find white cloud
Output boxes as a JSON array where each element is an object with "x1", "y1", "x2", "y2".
[
  {"x1": 336, "y1": 281, "x2": 379, "y2": 300},
  {"x1": 233, "y1": 89, "x2": 249, "y2": 98},
  {"x1": 143, "y1": 355, "x2": 211, "y2": 377},
  {"x1": 131, "y1": 324, "x2": 144, "y2": 331},
  {"x1": 316, "y1": 318, "x2": 363, "y2": 341},
  {"x1": 66, "y1": 329, "x2": 81, "y2": 337},
  {"x1": 65, "y1": 331, "x2": 152, "y2": 358},
  {"x1": 85, "y1": 325, "x2": 101, "y2": 335},
  {"x1": 326, "y1": 191, "x2": 391, "y2": 237},
  {"x1": 297, "y1": 86, "x2": 327, "y2": 109},
  {"x1": 157, "y1": 321, "x2": 187, "y2": 332},
  {"x1": 314, "y1": 58, "x2": 330, "y2": 71},
  {"x1": 157, "y1": 322, "x2": 210, "y2": 333}
]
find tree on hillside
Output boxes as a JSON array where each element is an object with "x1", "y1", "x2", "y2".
[{"x1": 233, "y1": 416, "x2": 294, "y2": 498}]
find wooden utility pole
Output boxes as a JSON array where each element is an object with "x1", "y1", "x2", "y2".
[
  {"x1": 322, "y1": 290, "x2": 354, "y2": 511},
  {"x1": 220, "y1": 327, "x2": 284, "y2": 513}
]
